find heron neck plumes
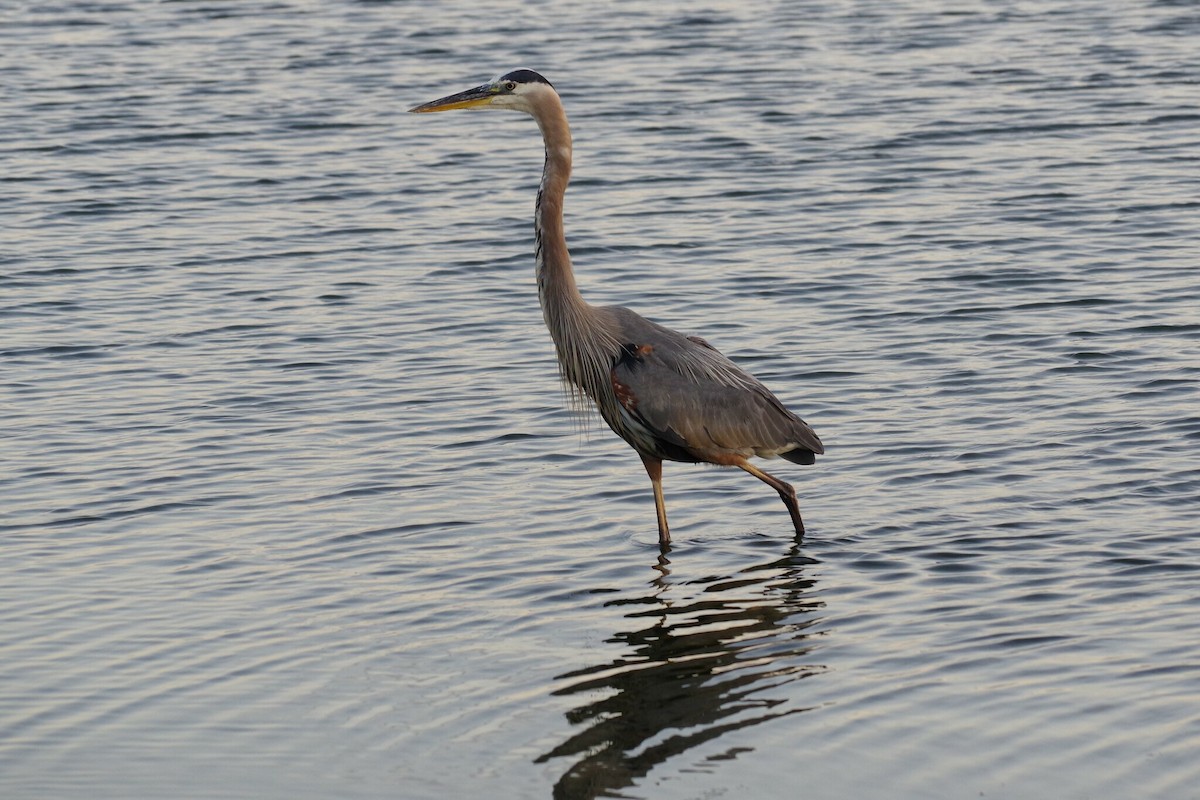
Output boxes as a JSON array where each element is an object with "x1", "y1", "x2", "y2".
[{"x1": 530, "y1": 88, "x2": 621, "y2": 406}]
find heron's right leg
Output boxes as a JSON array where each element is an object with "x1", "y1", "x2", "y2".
[
  {"x1": 737, "y1": 461, "x2": 805, "y2": 536},
  {"x1": 639, "y1": 453, "x2": 670, "y2": 547}
]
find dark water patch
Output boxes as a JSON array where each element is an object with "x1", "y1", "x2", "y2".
[
  {"x1": 1120, "y1": 323, "x2": 1200, "y2": 337},
  {"x1": 1, "y1": 343, "x2": 114, "y2": 360},
  {"x1": 1, "y1": 498, "x2": 228, "y2": 533}
]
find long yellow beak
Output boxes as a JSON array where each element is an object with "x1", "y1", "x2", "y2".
[{"x1": 409, "y1": 83, "x2": 496, "y2": 113}]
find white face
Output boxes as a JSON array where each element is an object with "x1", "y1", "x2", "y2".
[{"x1": 485, "y1": 78, "x2": 549, "y2": 113}]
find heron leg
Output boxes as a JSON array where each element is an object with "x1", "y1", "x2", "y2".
[
  {"x1": 639, "y1": 453, "x2": 670, "y2": 547},
  {"x1": 737, "y1": 462, "x2": 805, "y2": 536}
]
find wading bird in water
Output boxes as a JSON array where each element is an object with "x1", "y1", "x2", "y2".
[{"x1": 411, "y1": 69, "x2": 823, "y2": 547}]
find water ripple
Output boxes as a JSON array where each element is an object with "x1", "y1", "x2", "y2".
[{"x1": 3, "y1": 1, "x2": 1200, "y2": 798}]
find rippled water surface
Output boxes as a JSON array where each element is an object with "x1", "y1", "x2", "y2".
[{"x1": 4, "y1": 1, "x2": 1200, "y2": 798}]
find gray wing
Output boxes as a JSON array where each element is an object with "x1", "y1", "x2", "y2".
[{"x1": 605, "y1": 308, "x2": 823, "y2": 463}]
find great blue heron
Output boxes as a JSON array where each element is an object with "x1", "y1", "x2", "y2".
[{"x1": 411, "y1": 69, "x2": 823, "y2": 547}]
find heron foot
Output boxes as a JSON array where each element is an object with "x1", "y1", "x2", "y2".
[
  {"x1": 737, "y1": 461, "x2": 806, "y2": 537},
  {"x1": 778, "y1": 484, "x2": 806, "y2": 536}
]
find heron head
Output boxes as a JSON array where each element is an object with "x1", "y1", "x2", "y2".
[{"x1": 408, "y1": 69, "x2": 555, "y2": 115}]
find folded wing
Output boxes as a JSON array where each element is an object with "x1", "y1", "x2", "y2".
[{"x1": 608, "y1": 327, "x2": 823, "y2": 465}]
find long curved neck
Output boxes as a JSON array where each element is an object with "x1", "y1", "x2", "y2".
[
  {"x1": 531, "y1": 92, "x2": 583, "y2": 323},
  {"x1": 529, "y1": 90, "x2": 619, "y2": 400}
]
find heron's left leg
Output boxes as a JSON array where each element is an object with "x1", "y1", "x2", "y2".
[
  {"x1": 639, "y1": 453, "x2": 671, "y2": 548},
  {"x1": 737, "y1": 462, "x2": 805, "y2": 535}
]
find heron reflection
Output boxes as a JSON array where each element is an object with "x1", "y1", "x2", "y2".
[{"x1": 537, "y1": 540, "x2": 825, "y2": 799}]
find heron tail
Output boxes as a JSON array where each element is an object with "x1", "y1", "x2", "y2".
[{"x1": 780, "y1": 447, "x2": 818, "y2": 466}]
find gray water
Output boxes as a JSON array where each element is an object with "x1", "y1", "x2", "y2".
[{"x1": 3, "y1": 1, "x2": 1199, "y2": 798}]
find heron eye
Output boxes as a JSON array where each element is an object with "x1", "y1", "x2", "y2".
[{"x1": 504, "y1": 81, "x2": 517, "y2": 92}]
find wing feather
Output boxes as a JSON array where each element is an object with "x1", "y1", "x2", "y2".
[{"x1": 607, "y1": 317, "x2": 823, "y2": 463}]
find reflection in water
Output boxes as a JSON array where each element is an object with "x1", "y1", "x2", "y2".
[{"x1": 537, "y1": 541, "x2": 825, "y2": 799}]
